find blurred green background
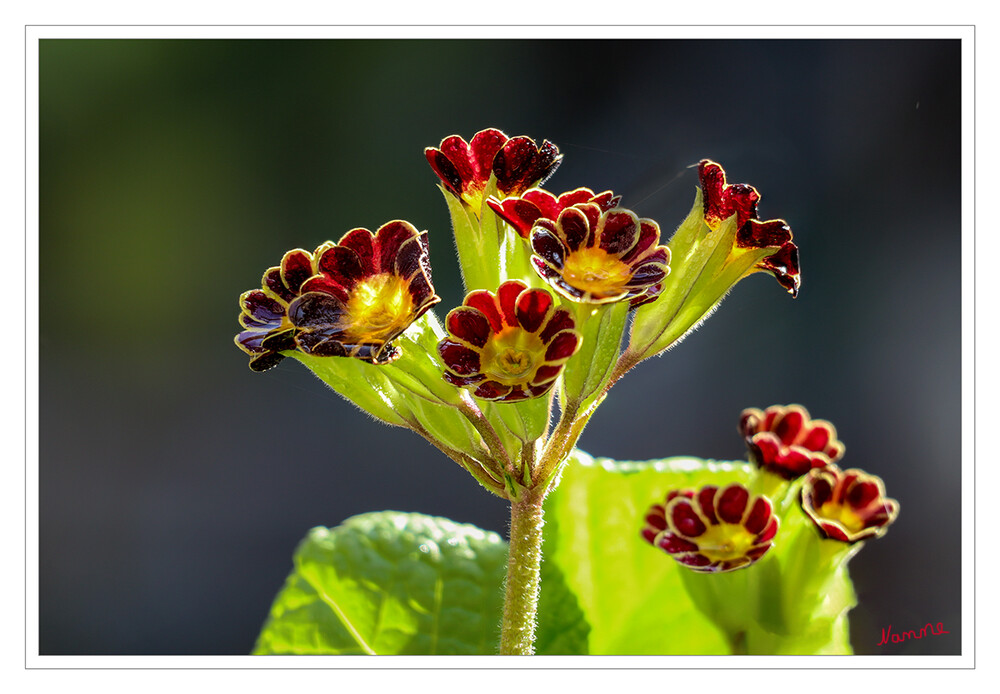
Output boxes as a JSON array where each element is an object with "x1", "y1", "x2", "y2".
[{"x1": 39, "y1": 39, "x2": 961, "y2": 655}]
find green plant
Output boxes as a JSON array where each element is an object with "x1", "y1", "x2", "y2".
[{"x1": 235, "y1": 129, "x2": 897, "y2": 655}]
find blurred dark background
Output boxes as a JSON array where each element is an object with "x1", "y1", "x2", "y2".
[{"x1": 38, "y1": 39, "x2": 962, "y2": 655}]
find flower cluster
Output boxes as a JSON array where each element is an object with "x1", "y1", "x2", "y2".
[
  {"x1": 643, "y1": 404, "x2": 898, "y2": 573},
  {"x1": 235, "y1": 127, "x2": 904, "y2": 657}
]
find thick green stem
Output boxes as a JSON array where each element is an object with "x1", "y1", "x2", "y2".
[{"x1": 499, "y1": 489, "x2": 545, "y2": 655}]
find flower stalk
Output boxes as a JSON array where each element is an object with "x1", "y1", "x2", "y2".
[{"x1": 500, "y1": 487, "x2": 546, "y2": 655}]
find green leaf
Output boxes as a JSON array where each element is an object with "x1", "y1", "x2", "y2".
[
  {"x1": 253, "y1": 511, "x2": 589, "y2": 655},
  {"x1": 253, "y1": 513, "x2": 508, "y2": 655},
  {"x1": 535, "y1": 556, "x2": 591, "y2": 654}
]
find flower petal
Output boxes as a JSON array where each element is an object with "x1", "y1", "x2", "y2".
[
  {"x1": 544, "y1": 330, "x2": 581, "y2": 361},
  {"x1": 338, "y1": 228, "x2": 377, "y2": 276},
  {"x1": 241, "y1": 289, "x2": 285, "y2": 324},
  {"x1": 438, "y1": 339, "x2": 482, "y2": 376},
  {"x1": 497, "y1": 280, "x2": 525, "y2": 327},
  {"x1": 515, "y1": 288, "x2": 554, "y2": 333},
  {"x1": 280, "y1": 249, "x2": 316, "y2": 294},
  {"x1": 446, "y1": 307, "x2": 492, "y2": 348},
  {"x1": 465, "y1": 290, "x2": 505, "y2": 333},
  {"x1": 316, "y1": 245, "x2": 366, "y2": 290}
]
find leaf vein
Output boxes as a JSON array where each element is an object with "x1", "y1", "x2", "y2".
[{"x1": 300, "y1": 567, "x2": 377, "y2": 655}]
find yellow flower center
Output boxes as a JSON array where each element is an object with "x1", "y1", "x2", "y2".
[
  {"x1": 818, "y1": 502, "x2": 866, "y2": 534},
  {"x1": 561, "y1": 247, "x2": 633, "y2": 298},
  {"x1": 342, "y1": 274, "x2": 415, "y2": 343},
  {"x1": 693, "y1": 524, "x2": 758, "y2": 564},
  {"x1": 482, "y1": 328, "x2": 545, "y2": 385}
]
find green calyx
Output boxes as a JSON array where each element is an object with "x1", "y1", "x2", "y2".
[{"x1": 628, "y1": 189, "x2": 783, "y2": 364}]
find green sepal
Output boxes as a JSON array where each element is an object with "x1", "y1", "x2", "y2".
[
  {"x1": 406, "y1": 397, "x2": 491, "y2": 464},
  {"x1": 488, "y1": 390, "x2": 552, "y2": 443},
  {"x1": 381, "y1": 314, "x2": 463, "y2": 406},
  {"x1": 560, "y1": 300, "x2": 629, "y2": 408},
  {"x1": 253, "y1": 511, "x2": 589, "y2": 655},
  {"x1": 440, "y1": 183, "x2": 501, "y2": 293},
  {"x1": 750, "y1": 488, "x2": 860, "y2": 638},
  {"x1": 478, "y1": 176, "x2": 503, "y2": 245},
  {"x1": 628, "y1": 189, "x2": 779, "y2": 361},
  {"x1": 499, "y1": 220, "x2": 544, "y2": 289},
  {"x1": 289, "y1": 351, "x2": 413, "y2": 428}
]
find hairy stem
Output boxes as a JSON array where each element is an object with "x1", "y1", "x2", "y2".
[
  {"x1": 499, "y1": 488, "x2": 546, "y2": 655},
  {"x1": 458, "y1": 393, "x2": 514, "y2": 477}
]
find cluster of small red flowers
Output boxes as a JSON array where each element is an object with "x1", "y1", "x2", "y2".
[
  {"x1": 641, "y1": 404, "x2": 899, "y2": 572},
  {"x1": 238, "y1": 128, "x2": 680, "y2": 403},
  {"x1": 237, "y1": 129, "x2": 803, "y2": 406}
]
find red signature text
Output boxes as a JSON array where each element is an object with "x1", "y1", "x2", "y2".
[{"x1": 878, "y1": 622, "x2": 949, "y2": 646}]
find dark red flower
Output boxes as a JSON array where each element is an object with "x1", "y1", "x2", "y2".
[
  {"x1": 530, "y1": 204, "x2": 670, "y2": 304},
  {"x1": 235, "y1": 248, "x2": 317, "y2": 372},
  {"x1": 641, "y1": 483, "x2": 779, "y2": 573},
  {"x1": 438, "y1": 280, "x2": 581, "y2": 402},
  {"x1": 287, "y1": 220, "x2": 441, "y2": 365},
  {"x1": 699, "y1": 159, "x2": 800, "y2": 298},
  {"x1": 801, "y1": 465, "x2": 899, "y2": 543},
  {"x1": 739, "y1": 404, "x2": 845, "y2": 480},
  {"x1": 486, "y1": 187, "x2": 620, "y2": 238},
  {"x1": 425, "y1": 129, "x2": 562, "y2": 215}
]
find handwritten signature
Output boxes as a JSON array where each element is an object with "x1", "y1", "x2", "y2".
[{"x1": 878, "y1": 622, "x2": 949, "y2": 646}]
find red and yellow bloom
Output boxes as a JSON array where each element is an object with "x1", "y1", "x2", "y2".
[
  {"x1": 530, "y1": 204, "x2": 670, "y2": 305},
  {"x1": 425, "y1": 128, "x2": 562, "y2": 216},
  {"x1": 486, "y1": 187, "x2": 620, "y2": 238},
  {"x1": 801, "y1": 465, "x2": 900, "y2": 543},
  {"x1": 698, "y1": 159, "x2": 800, "y2": 297},
  {"x1": 438, "y1": 280, "x2": 581, "y2": 402},
  {"x1": 288, "y1": 221, "x2": 440, "y2": 364},
  {"x1": 740, "y1": 404, "x2": 845, "y2": 479},
  {"x1": 642, "y1": 483, "x2": 779, "y2": 572}
]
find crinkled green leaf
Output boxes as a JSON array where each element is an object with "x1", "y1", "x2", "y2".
[
  {"x1": 253, "y1": 512, "x2": 507, "y2": 655},
  {"x1": 253, "y1": 511, "x2": 589, "y2": 655},
  {"x1": 544, "y1": 450, "x2": 854, "y2": 655}
]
